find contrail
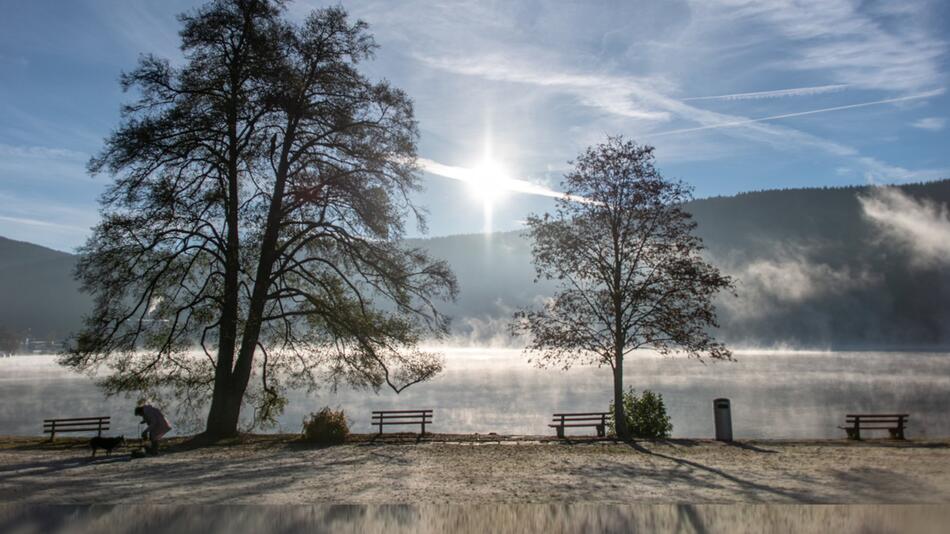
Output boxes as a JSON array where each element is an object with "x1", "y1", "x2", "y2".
[
  {"x1": 653, "y1": 90, "x2": 945, "y2": 137},
  {"x1": 683, "y1": 84, "x2": 849, "y2": 101},
  {"x1": 418, "y1": 158, "x2": 591, "y2": 203}
]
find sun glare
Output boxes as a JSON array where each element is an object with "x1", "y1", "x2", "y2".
[
  {"x1": 468, "y1": 158, "x2": 510, "y2": 234},
  {"x1": 469, "y1": 159, "x2": 509, "y2": 202}
]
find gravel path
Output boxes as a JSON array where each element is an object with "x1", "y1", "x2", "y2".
[{"x1": 1, "y1": 437, "x2": 949, "y2": 504}]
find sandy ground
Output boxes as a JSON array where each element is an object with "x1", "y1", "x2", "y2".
[{"x1": 1, "y1": 435, "x2": 949, "y2": 505}]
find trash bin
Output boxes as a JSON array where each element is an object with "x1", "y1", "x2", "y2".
[{"x1": 713, "y1": 398, "x2": 732, "y2": 441}]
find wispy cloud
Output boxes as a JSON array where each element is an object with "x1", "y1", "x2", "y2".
[
  {"x1": 417, "y1": 54, "x2": 673, "y2": 122},
  {"x1": 856, "y1": 157, "x2": 947, "y2": 183},
  {"x1": 89, "y1": 1, "x2": 182, "y2": 62},
  {"x1": 703, "y1": 0, "x2": 946, "y2": 94},
  {"x1": 0, "y1": 143, "x2": 92, "y2": 185},
  {"x1": 0, "y1": 143, "x2": 86, "y2": 161},
  {"x1": 653, "y1": 90, "x2": 945, "y2": 137},
  {"x1": 683, "y1": 84, "x2": 849, "y2": 101},
  {"x1": 911, "y1": 117, "x2": 946, "y2": 131},
  {"x1": 367, "y1": 0, "x2": 947, "y2": 199},
  {"x1": 0, "y1": 215, "x2": 81, "y2": 231},
  {"x1": 420, "y1": 53, "x2": 945, "y2": 183}
]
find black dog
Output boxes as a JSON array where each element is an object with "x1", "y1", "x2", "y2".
[{"x1": 89, "y1": 436, "x2": 125, "y2": 457}]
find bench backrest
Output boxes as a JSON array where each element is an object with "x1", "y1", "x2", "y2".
[
  {"x1": 43, "y1": 416, "x2": 110, "y2": 435},
  {"x1": 551, "y1": 412, "x2": 610, "y2": 423},
  {"x1": 372, "y1": 410, "x2": 432, "y2": 423},
  {"x1": 845, "y1": 414, "x2": 908, "y2": 424}
]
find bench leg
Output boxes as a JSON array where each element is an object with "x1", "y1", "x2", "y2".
[
  {"x1": 845, "y1": 428, "x2": 858, "y2": 440},
  {"x1": 421, "y1": 421, "x2": 426, "y2": 436},
  {"x1": 596, "y1": 424, "x2": 605, "y2": 438},
  {"x1": 556, "y1": 426, "x2": 564, "y2": 439}
]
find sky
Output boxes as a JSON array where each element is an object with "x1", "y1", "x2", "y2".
[{"x1": 1, "y1": 0, "x2": 948, "y2": 252}]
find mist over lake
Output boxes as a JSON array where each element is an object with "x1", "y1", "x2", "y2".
[{"x1": 3, "y1": 349, "x2": 948, "y2": 440}]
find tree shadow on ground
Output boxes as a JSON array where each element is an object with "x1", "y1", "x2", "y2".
[
  {"x1": 724, "y1": 441, "x2": 778, "y2": 454},
  {"x1": 0, "y1": 443, "x2": 398, "y2": 504},
  {"x1": 620, "y1": 441, "x2": 814, "y2": 502},
  {"x1": 0, "y1": 455, "x2": 129, "y2": 481},
  {"x1": 830, "y1": 467, "x2": 943, "y2": 503}
]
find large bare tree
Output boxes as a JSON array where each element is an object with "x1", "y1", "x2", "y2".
[
  {"x1": 511, "y1": 137, "x2": 733, "y2": 440},
  {"x1": 64, "y1": 0, "x2": 456, "y2": 439}
]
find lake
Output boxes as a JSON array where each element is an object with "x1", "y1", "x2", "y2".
[{"x1": 1, "y1": 349, "x2": 949, "y2": 439}]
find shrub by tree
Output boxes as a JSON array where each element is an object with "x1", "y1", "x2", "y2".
[
  {"x1": 511, "y1": 137, "x2": 733, "y2": 440},
  {"x1": 609, "y1": 388, "x2": 672, "y2": 439},
  {"x1": 63, "y1": 0, "x2": 456, "y2": 440},
  {"x1": 302, "y1": 407, "x2": 349, "y2": 445}
]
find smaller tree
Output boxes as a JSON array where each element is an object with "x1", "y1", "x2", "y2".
[
  {"x1": 0, "y1": 327, "x2": 19, "y2": 354},
  {"x1": 511, "y1": 137, "x2": 733, "y2": 440},
  {"x1": 302, "y1": 407, "x2": 349, "y2": 445}
]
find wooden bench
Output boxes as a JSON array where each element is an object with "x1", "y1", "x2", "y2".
[
  {"x1": 43, "y1": 416, "x2": 110, "y2": 441},
  {"x1": 371, "y1": 410, "x2": 432, "y2": 435},
  {"x1": 550, "y1": 412, "x2": 610, "y2": 438},
  {"x1": 839, "y1": 414, "x2": 909, "y2": 440}
]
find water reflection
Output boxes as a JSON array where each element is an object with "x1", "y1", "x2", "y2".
[
  {"x1": 0, "y1": 504, "x2": 947, "y2": 534},
  {"x1": 2, "y1": 350, "x2": 949, "y2": 439}
]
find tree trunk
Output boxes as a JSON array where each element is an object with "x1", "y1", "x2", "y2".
[
  {"x1": 204, "y1": 383, "x2": 243, "y2": 439},
  {"x1": 613, "y1": 355, "x2": 629, "y2": 440},
  {"x1": 203, "y1": 102, "x2": 244, "y2": 441},
  {"x1": 206, "y1": 119, "x2": 298, "y2": 440}
]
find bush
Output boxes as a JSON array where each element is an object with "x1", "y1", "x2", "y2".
[
  {"x1": 302, "y1": 407, "x2": 349, "y2": 445},
  {"x1": 609, "y1": 388, "x2": 673, "y2": 439}
]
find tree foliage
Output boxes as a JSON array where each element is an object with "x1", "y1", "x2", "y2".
[
  {"x1": 63, "y1": 0, "x2": 456, "y2": 437},
  {"x1": 511, "y1": 137, "x2": 732, "y2": 439}
]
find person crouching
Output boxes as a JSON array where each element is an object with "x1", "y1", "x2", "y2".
[{"x1": 134, "y1": 404, "x2": 172, "y2": 455}]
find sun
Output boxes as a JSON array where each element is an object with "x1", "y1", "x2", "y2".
[
  {"x1": 466, "y1": 158, "x2": 511, "y2": 234},
  {"x1": 468, "y1": 159, "x2": 509, "y2": 202}
]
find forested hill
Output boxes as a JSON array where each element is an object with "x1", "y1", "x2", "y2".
[
  {"x1": 3, "y1": 179, "x2": 950, "y2": 348},
  {"x1": 0, "y1": 236, "x2": 87, "y2": 341}
]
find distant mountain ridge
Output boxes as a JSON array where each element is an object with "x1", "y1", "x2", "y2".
[
  {"x1": 414, "y1": 179, "x2": 950, "y2": 349},
  {"x1": 3, "y1": 179, "x2": 950, "y2": 348},
  {"x1": 0, "y1": 236, "x2": 89, "y2": 340}
]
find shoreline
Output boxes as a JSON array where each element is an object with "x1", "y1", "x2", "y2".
[{"x1": 3, "y1": 432, "x2": 949, "y2": 447}]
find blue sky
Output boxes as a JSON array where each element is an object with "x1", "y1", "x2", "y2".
[{"x1": 1, "y1": 0, "x2": 948, "y2": 252}]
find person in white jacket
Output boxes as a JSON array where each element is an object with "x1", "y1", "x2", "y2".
[{"x1": 134, "y1": 404, "x2": 172, "y2": 455}]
